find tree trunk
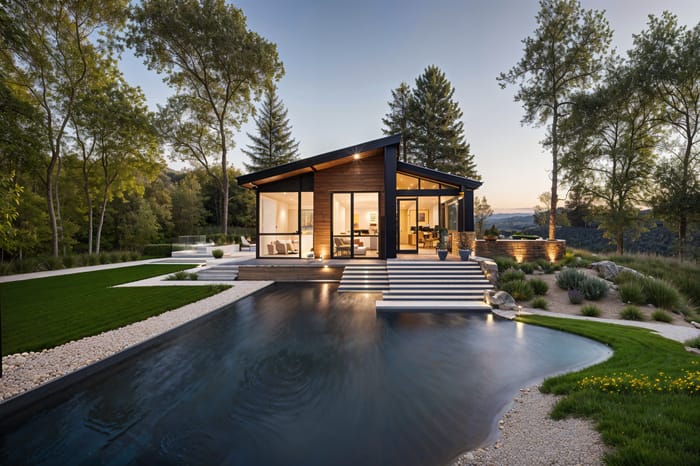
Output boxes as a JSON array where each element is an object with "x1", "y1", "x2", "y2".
[
  {"x1": 96, "y1": 192, "x2": 108, "y2": 255},
  {"x1": 55, "y1": 156, "x2": 65, "y2": 256},
  {"x1": 549, "y1": 110, "x2": 559, "y2": 241},
  {"x1": 616, "y1": 231, "x2": 624, "y2": 255},
  {"x1": 46, "y1": 157, "x2": 59, "y2": 257},
  {"x1": 83, "y1": 171, "x2": 94, "y2": 254},
  {"x1": 678, "y1": 215, "x2": 687, "y2": 261},
  {"x1": 220, "y1": 119, "x2": 229, "y2": 236}
]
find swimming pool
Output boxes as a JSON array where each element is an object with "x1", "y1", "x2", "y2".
[{"x1": 0, "y1": 283, "x2": 610, "y2": 466}]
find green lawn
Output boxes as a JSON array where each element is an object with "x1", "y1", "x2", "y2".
[
  {"x1": 519, "y1": 315, "x2": 700, "y2": 466},
  {"x1": 0, "y1": 265, "x2": 229, "y2": 355}
]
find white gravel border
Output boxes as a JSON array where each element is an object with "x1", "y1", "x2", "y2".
[{"x1": 451, "y1": 386, "x2": 609, "y2": 466}]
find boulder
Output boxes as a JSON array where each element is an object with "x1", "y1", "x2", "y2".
[
  {"x1": 479, "y1": 260, "x2": 499, "y2": 284},
  {"x1": 590, "y1": 260, "x2": 619, "y2": 280},
  {"x1": 486, "y1": 290, "x2": 517, "y2": 310}
]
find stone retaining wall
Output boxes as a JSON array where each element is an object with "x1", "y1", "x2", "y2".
[{"x1": 474, "y1": 239, "x2": 566, "y2": 263}]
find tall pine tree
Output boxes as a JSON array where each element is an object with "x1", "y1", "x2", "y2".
[
  {"x1": 410, "y1": 66, "x2": 477, "y2": 178},
  {"x1": 381, "y1": 82, "x2": 414, "y2": 162},
  {"x1": 243, "y1": 85, "x2": 300, "y2": 172}
]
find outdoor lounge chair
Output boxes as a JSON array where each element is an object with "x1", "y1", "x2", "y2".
[{"x1": 240, "y1": 236, "x2": 255, "y2": 251}]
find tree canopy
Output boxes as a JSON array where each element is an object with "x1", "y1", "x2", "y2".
[
  {"x1": 498, "y1": 0, "x2": 612, "y2": 240},
  {"x1": 242, "y1": 85, "x2": 300, "y2": 172},
  {"x1": 128, "y1": 0, "x2": 283, "y2": 235},
  {"x1": 382, "y1": 66, "x2": 478, "y2": 179}
]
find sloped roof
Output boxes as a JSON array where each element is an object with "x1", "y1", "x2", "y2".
[
  {"x1": 236, "y1": 134, "x2": 482, "y2": 190},
  {"x1": 397, "y1": 161, "x2": 482, "y2": 190},
  {"x1": 237, "y1": 134, "x2": 401, "y2": 188}
]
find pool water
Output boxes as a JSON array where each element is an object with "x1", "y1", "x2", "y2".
[{"x1": 0, "y1": 283, "x2": 610, "y2": 466}]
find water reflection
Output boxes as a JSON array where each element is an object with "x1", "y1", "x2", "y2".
[{"x1": 0, "y1": 283, "x2": 610, "y2": 466}]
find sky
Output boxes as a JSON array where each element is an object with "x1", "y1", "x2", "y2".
[{"x1": 119, "y1": 0, "x2": 700, "y2": 213}]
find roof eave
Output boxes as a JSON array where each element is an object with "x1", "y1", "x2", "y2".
[{"x1": 237, "y1": 134, "x2": 401, "y2": 187}]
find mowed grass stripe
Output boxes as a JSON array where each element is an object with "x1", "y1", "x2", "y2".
[{"x1": 1, "y1": 265, "x2": 229, "y2": 355}]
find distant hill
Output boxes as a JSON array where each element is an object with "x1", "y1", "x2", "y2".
[{"x1": 485, "y1": 213, "x2": 535, "y2": 231}]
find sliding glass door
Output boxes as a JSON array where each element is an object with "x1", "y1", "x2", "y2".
[{"x1": 331, "y1": 192, "x2": 379, "y2": 258}]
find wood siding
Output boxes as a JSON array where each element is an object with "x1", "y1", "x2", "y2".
[{"x1": 313, "y1": 154, "x2": 385, "y2": 259}]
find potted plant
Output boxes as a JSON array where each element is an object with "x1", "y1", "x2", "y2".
[
  {"x1": 436, "y1": 240, "x2": 448, "y2": 261},
  {"x1": 435, "y1": 228, "x2": 449, "y2": 260},
  {"x1": 458, "y1": 232, "x2": 471, "y2": 261},
  {"x1": 484, "y1": 225, "x2": 499, "y2": 241}
]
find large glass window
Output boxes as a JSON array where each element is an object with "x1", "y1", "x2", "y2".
[
  {"x1": 259, "y1": 192, "x2": 311, "y2": 258},
  {"x1": 332, "y1": 192, "x2": 379, "y2": 258}
]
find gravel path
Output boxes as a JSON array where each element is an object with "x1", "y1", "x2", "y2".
[{"x1": 451, "y1": 386, "x2": 608, "y2": 466}]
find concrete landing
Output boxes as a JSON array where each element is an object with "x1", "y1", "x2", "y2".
[{"x1": 375, "y1": 300, "x2": 492, "y2": 313}]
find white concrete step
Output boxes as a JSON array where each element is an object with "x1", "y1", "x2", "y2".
[{"x1": 376, "y1": 300, "x2": 492, "y2": 312}]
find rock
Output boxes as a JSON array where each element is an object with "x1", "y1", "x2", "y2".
[
  {"x1": 480, "y1": 261, "x2": 499, "y2": 284},
  {"x1": 589, "y1": 260, "x2": 619, "y2": 280},
  {"x1": 691, "y1": 321, "x2": 700, "y2": 329},
  {"x1": 486, "y1": 291, "x2": 517, "y2": 310}
]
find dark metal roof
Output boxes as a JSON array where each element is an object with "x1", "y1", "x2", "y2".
[
  {"x1": 236, "y1": 133, "x2": 482, "y2": 191},
  {"x1": 237, "y1": 134, "x2": 401, "y2": 187},
  {"x1": 397, "y1": 161, "x2": 482, "y2": 190}
]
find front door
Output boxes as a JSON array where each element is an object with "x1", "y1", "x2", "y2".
[{"x1": 397, "y1": 198, "x2": 418, "y2": 254}]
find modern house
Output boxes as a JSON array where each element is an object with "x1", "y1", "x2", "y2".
[{"x1": 237, "y1": 134, "x2": 482, "y2": 260}]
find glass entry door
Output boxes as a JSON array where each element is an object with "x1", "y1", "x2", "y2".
[{"x1": 397, "y1": 198, "x2": 418, "y2": 254}]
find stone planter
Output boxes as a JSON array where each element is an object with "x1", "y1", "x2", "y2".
[
  {"x1": 458, "y1": 249, "x2": 471, "y2": 261},
  {"x1": 437, "y1": 249, "x2": 448, "y2": 261}
]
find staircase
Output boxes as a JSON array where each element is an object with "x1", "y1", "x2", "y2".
[
  {"x1": 376, "y1": 260, "x2": 493, "y2": 312},
  {"x1": 337, "y1": 264, "x2": 389, "y2": 292},
  {"x1": 195, "y1": 264, "x2": 239, "y2": 281}
]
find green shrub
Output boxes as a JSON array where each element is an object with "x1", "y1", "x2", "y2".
[
  {"x1": 500, "y1": 279, "x2": 535, "y2": 301},
  {"x1": 580, "y1": 304, "x2": 601, "y2": 317},
  {"x1": 189, "y1": 272, "x2": 198, "y2": 280},
  {"x1": 580, "y1": 276, "x2": 608, "y2": 301},
  {"x1": 535, "y1": 258, "x2": 559, "y2": 274},
  {"x1": 99, "y1": 253, "x2": 110, "y2": 264},
  {"x1": 556, "y1": 268, "x2": 586, "y2": 290},
  {"x1": 568, "y1": 289, "x2": 584, "y2": 304},
  {"x1": 529, "y1": 278, "x2": 548, "y2": 296},
  {"x1": 620, "y1": 305, "x2": 645, "y2": 321},
  {"x1": 211, "y1": 249, "x2": 224, "y2": 259},
  {"x1": 142, "y1": 244, "x2": 172, "y2": 258},
  {"x1": 494, "y1": 256, "x2": 517, "y2": 272},
  {"x1": 129, "y1": 252, "x2": 140, "y2": 261},
  {"x1": 46, "y1": 256, "x2": 64, "y2": 271},
  {"x1": 614, "y1": 270, "x2": 640, "y2": 285},
  {"x1": 530, "y1": 297, "x2": 548, "y2": 310},
  {"x1": 619, "y1": 281, "x2": 646, "y2": 305},
  {"x1": 686, "y1": 336, "x2": 700, "y2": 350},
  {"x1": 166, "y1": 271, "x2": 191, "y2": 280},
  {"x1": 651, "y1": 310, "x2": 673, "y2": 323},
  {"x1": 87, "y1": 254, "x2": 99, "y2": 266},
  {"x1": 500, "y1": 268, "x2": 526, "y2": 284},
  {"x1": 121, "y1": 252, "x2": 131, "y2": 262},
  {"x1": 208, "y1": 233, "x2": 227, "y2": 245},
  {"x1": 642, "y1": 277, "x2": 682, "y2": 310},
  {"x1": 518, "y1": 262, "x2": 536, "y2": 274},
  {"x1": 62, "y1": 255, "x2": 75, "y2": 268},
  {"x1": 109, "y1": 252, "x2": 120, "y2": 263}
]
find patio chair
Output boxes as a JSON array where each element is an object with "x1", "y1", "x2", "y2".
[{"x1": 240, "y1": 236, "x2": 255, "y2": 251}]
